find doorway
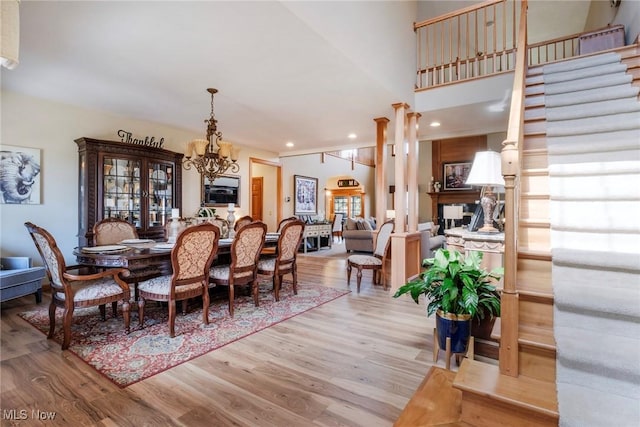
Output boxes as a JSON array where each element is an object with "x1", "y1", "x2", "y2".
[{"x1": 249, "y1": 158, "x2": 281, "y2": 231}]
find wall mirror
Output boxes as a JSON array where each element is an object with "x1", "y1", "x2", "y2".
[{"x1": 202, "y1": 175, "x2": 240, "y2": 207}]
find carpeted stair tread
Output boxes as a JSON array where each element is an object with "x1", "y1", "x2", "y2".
[
  {"x1": 544, "y1": 73, "x2": 632, "y2": 95},
  {"x1": 546, "y1": 97, "x2": 640, "y2": 121},
  {"x1": 542, "y1": 52, "x2": 621, "y2": 73},
  {"x1": 546, "y1": 129, "x2": 640, "y2": 156},
  {"x1": 543, "y1": 62, "x2": 627, "y2": 85},
  {"x1": 546, "y1": 111, "x2": 640, "y2": 137},
  {"x1": 545, "y1": 83, "x2": 639, "y2": 108},
  {"x1": 555, "y1": 326, "x2": 640, "y2": 386},
  {"x1": 555, "y1": 383, "x2": 640, "y2": 427},
  {"x1": 546, "y1": 50, "x2": 640, "y2": 427},
  {"x1": 452, "y1": 359, "x2": 558, "y2": 418}
]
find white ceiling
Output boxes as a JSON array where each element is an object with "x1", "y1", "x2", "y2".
[{"x1": 2, "y1": 1, "x2": 592, "y2": 156}]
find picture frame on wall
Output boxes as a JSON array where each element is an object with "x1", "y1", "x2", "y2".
[
  {"x1": 294, "y1": 175, "x2": 318, "y2": 215},
  {"x1": 443, "y1": 162, "x2": 473, "y2": 191},
  {"x1": 0, "y1": 145, "x2": 41, "y2": 204}
]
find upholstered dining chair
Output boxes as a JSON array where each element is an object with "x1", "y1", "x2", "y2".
[
  {"x1": 262, "y1": 216, "x2": 299, "y2": 257},
  {"x1": 24, "y1": 222, "x2": 131, "y2": 350},
  {"x1": 137, "y1": 223, "x2": 219, "y2": 337},
  {"x1": 209, "y1": 221, "x2": 267, "y2": 317},
  {"x1": 92, "y1": 217, "x2": 138, "y2": 246},
  {"x1": 346, "y1": 219, "x2": 395, "y2": 293},
  {"x1": 234, "y1": 215, "x2": 254, "y2": 232},
  {"x1": 332, "y1": 213, "x2": 344, "y2": 242},
  {"x1": 94, "y1": 217, "x2": 159, "y2": 299},
  {"x1": 277, "y1": 216, "x2": 298, "y2": 232},
  {"x1": 257, "y1": 219, "x2": 305, "y2": 301}
]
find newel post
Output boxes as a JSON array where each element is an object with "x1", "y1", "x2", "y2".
[{"x1": 499, "y1": 139, "x2": 520, "y2": 377}]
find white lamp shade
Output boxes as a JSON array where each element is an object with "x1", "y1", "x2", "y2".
[
  {"x1": 465, "y1": 151, "x2": 505, "y2": 187},
  {"x1": 443, "y1": 205, "x2": 463, "y2": 220}
]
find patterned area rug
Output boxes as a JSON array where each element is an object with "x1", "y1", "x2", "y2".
[{"x1": 18, "y1": 281, "x2": 349, "y2": 387}]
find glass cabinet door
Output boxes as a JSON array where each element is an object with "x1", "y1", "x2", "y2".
[
  {"x1": 148, "y1": 161, "x2": 174, "y2": 228},
  {"x1": 103, "y1": 157, "x2": 142, "y2": 227}
]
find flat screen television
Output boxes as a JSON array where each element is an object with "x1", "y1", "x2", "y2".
[{"x1": 202, "y1": 175, "x2": 240, "y2": 207}]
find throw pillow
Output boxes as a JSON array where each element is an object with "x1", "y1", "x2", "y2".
[
  {"x1": 356, "y1": 219, "x2": 366, "y2": 230},
  {"x1": 362, "y1": 219, "x2": 373, "y2": 231},
  {"x1": 346, "y1": 217, "x2": 357, "y2": 231}
]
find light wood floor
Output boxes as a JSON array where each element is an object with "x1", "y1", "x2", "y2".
[{"x1": 0, "y1": 256, "x2": 436, "y2": 426}]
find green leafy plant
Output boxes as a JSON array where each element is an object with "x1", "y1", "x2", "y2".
[{"x1": 393, "y1": 248, "x2": 503, "y2": 319}]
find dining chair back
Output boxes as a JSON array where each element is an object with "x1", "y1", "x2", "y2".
[
  {"x1": 93, "y1": 217, "x2": 138, "y2": 246},
  {"x1": 332, "y1": 213, "x2": 343, "y2": 242},
  {"x1": 257, "y1": 220, "x2": 305, "y2": 301},
  {"x1": 277, "y1": 216, "x2": 298, "y2": 232},
  {"x1": 346, "y1": 219, "x2": 395, "y2": 293},
  {"x1": 209, "y1": 221, "x2": 267, "y2": 316},
  {"x1": 137, "y1": 223, "x2": 219, "y2": 337},
  {"x1": 24, "y1": 221, "x2": 131, "y2": 350},
  {"x1": 234, "y1": 215, "x2": 254, "y2": 232}
]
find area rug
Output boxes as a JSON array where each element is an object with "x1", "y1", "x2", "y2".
[{"x1": 18, "y1": 281, "x2": 349, "y2": 387}]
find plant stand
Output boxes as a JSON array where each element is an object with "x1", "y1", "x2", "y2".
[{"x1": 433, "y1": 327, "x2": 474, "y2": 370}]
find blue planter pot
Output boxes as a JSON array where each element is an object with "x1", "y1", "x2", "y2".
[{"x1": 436, "y1": 310, "x2": 471, "y2": 354}]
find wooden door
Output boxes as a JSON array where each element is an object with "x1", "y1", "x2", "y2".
[{"x1": 251, "y1": 177, "x2": 263, "y2": 221}]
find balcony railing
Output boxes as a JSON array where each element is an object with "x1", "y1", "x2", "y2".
[{"x1": 415, "y1": 0, "x2": 583, "y2": 90}]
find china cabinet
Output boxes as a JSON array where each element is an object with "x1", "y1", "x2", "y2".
[{"x1": 76, "y1": 137, "x2": 183, "y2": 247}]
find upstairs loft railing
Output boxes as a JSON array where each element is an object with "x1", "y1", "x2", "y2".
[
  {"x1": 415, "y1": 0, "x2": 519, "y2": 90},
  {"x1": 415, "y1": 0, "x2": 584, "y2": 90}
]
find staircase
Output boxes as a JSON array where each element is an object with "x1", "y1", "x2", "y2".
[{"x1": 450, "y1": 44, "x2": 640, "y2": 427}]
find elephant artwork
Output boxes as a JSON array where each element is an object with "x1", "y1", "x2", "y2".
[{"x1": 0, "y1": 146, "x2": 41, "y2": 204}]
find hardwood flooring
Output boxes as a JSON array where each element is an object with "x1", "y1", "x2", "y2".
[{"x1": 0, "y1": 256, "x2": 436, "y2": 426}]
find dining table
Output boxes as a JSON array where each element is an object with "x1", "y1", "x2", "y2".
[{"x1": 73, "y1": 233, "x2": 281, "y2": 279}]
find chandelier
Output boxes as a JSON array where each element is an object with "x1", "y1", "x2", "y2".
[{"x1": 183, "y1": 88, "x2": 239, "y2": 182}]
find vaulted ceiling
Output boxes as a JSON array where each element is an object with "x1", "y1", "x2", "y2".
[{"x1": 2, "y1": 1, "x2": 593, "y2": 156}]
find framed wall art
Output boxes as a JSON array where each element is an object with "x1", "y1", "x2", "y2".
[
  {"x1": 443, "y1": 162, "x2": 472, "y2": 191},
  {"x1": 294, "y1": 175, "x2": 318, "y2": 215},
  {"x1": 0, "y1": 145, "x2": 41, "y2": 204}
]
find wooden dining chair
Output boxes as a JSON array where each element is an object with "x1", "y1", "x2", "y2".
[
  {"x1": 234, "y1": 215, "x2": 253, "y2": 232},
  {"x1": 24, "y1": 222, "x2": 131, "y2": 350},
  {"x1": 332, "y1": 213, "x2": 344, "y2": 242},
  {"x1": 92, "y1": 217, "x2": 138, "y2": 246},
  {"x1": 257, "y1": 219, "x2": 305, "y2": 301},
  {"x1": 209, "y1": 221, "x2": 266, "y2": 316},
  {"x1": 94, "y1": 217, "x2": 159, "y2": 299},
  {"x1": 137, "y1": 223, "x2": 219, "y2": 337},
  {"x1": 347, "y1": 219, "x2": 395, "y2": 293}
]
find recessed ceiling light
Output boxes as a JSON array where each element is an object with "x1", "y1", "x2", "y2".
[
  {"x1": 430, "y1": 121, "x2": 441, "y2": 127},
  {"x1": 348, "y1": 133, "x2": 357, "y2": 139},
  {"x1": 286, "y1": 142, "x2": 294, "y2": 147}
]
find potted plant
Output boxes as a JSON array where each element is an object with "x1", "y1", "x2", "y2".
[{"x1": 393, "y1": 248, "x2": 503, "y2": 354}]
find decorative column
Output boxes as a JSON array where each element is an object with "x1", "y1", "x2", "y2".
[
  {"x1": 374, "y1": 117, "x2": 390, "y2": 228},
  {"x1": 389, "y1": 103, "x2": 422, "y2": 294},
  {"x1": 406, "y1": 112, "x2": 421, "y2": 233}
]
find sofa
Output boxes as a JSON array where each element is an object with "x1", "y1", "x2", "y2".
[
  {"x1": 343, "y1": 217, "x2": 376, "y2": 253},
  {"x1": 418, "y1": 222, "x2": 446, "y2": 261},
  {"x1": 0, "y1": 257, "x2": 45, "y2": 303}
]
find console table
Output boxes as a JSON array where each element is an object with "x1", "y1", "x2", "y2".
[
  {"x1": 302, "y1": 223, "x2": 332, "y2": 253},
  {"x1": 444, "y1": 227, "x2": 504, "y2": 272}
]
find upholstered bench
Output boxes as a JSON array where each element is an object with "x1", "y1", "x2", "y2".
[{"x1": 0, "y1": 257, "x2": 45, "y2": 303}]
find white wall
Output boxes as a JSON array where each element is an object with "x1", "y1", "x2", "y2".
[
  {"x1": 280, "y1": 154, "x2": 375, "y2": 221},
  {"x1": 0, "y1": 91, "x2": 278, "y2": 264}
]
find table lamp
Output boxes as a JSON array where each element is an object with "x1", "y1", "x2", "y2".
[
  {"x1": 465, "y1": 151, "x2": 505, "y2": 234},
  {"x1": 442, "y1": 205, "x2": 463, "y2": 229}
]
